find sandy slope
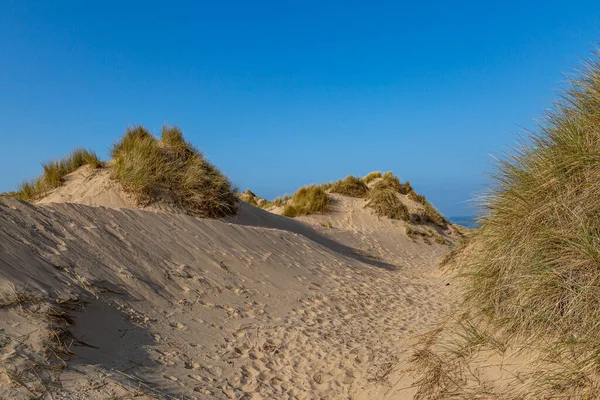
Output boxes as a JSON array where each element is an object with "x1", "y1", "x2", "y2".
[{"x1": 0, "y1": 169, "x2": 458, "y2": 399}]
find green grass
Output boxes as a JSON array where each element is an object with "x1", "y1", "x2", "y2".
[
  {"x1": 329, "y1": 175, "x2": 369, "y2": 198},
  {"x1": 416, "y1": 50, "x2": 600, "y2": 398},
  {"x1": 9, "y1": 148, "x2": 102, "y2": 202},
  {"x1": 282, "y1": 185, "x2": 331, "y2": 218},
  {"x1": 111, "y1": 125, "x2": 238, "y2": 218}
]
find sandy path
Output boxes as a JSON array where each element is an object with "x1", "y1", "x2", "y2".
[{"x1": 0, "y1": 197, "x2": 454, "y2": 399}]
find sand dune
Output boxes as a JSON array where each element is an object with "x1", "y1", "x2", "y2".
[{"x1": 0, "y1": 167, "x2": 459, "y2": 399}]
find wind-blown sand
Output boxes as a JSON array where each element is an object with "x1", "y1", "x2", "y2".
[{"x1": 0, "y1": 167, "x2": 459, "y2": 399}]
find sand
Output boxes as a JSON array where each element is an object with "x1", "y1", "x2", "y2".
[{"x1": 0, "y1": 167, "x2": 459, "y2": 399}]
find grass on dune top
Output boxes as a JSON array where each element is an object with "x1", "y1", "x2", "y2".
[
  {"x1": 268, "y1": 171, "x2": 448, "y2": 228},
  {"x1": 110, "y1": 125, "x2": 238, "y2": 218},
  {"x1": 6, "y1": 149, "x2": 102, "y2": 202},
  {"x1": 329, "y1": 175, "x2": 370, "y2": 198},
  {"x1": 3, "y1": 125, "x2": 238, "y2": 220},
  {"x1": 282, "y1": 185, "x2": 331, "y2": 218}
]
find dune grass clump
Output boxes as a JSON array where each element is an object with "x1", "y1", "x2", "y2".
[
  {"x1": 365, "y1": 172, "x2": 409, "y2": 221},
  {"x1": 10, "y1": 148, "x2": 102, "y2": 202},
  {"x1": 282, "y1": 185, "x2": 331, "y2": 218},
  {"x1": 365, "y1": 180, "x2": 409, "y2": 221},
  {"x1": 160, "y1": 125, "x2": 187, "y2": 148},
  {"x1": 329, "y1": 175, "x2": 369, "y2": 198},
  {"x1": 110, "y1": 125, "x2": 237, "y2": 218},
  {"x1": 111, "y1": 126, "x2": 166, "y2": 199},
  {"x1": 362, "y1": 171, "x2": 382, "y2": 183},
  {"x1": 416, "y1": 51, "x2": 600, "y2": 398}
]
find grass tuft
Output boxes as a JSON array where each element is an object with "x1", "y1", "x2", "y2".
[
  {"x1": 111, "y1": 125, "x2": 237, "y2": 218},
  {"x1": 365, "y1": 173, "x2": 409, "y2": 221},
  {"x1": 282, "y1": 185, "x2": 331, "y2": 218},
  {"x1": 11, "y1": 148, "x2": 102, "y2": 202},
  {"x1": 329, "y1": 175, "x2": 369, "y2": 198},
  {"x1": 362, "y1": 171, "x2": 382, "y2": 183},
  {"x1": 111, "y1": 127, "x2": 166, "y2": 200},
  {"x1": 161, "y1": 125, "x2": 186, "y2": 147}
]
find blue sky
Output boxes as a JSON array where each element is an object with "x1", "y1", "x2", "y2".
[{"x1": 1, "y1": 1, "x2": 600, "y2": 216}]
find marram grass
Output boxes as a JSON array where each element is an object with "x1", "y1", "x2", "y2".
[
  {"x1": 282, "y1": 185, "x2": 331, "y2": 217},
  {"x1": 415, "y1": 50, "x2": 600, "y2": 398},
  {"x1": 10, "y1": 148, "x2": 101, "y2": 202},
  {"x1": 111, "y1": 125, "x2": 238, "y2": 218}
]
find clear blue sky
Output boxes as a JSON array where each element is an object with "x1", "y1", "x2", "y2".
[{"x1": 2, "y1": 1, "x2": 600, "y2": 216}]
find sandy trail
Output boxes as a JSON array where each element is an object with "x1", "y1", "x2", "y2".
[{"x1": 0, "y1": 194, "x2": 455, "y2": 399}]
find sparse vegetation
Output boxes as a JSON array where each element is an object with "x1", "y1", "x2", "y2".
[
  {"x1": 258, "y1": 194, "x2": 290, "y2": 209},
  {"x1": 405, "y1": 226, "x2": 444, "y2": 245},
  {"x1": 10, "y1": 148, "x2": 102, "y2": 202},
  {"x1": 414, "y1": 51, "x2": 600, "y2": 398},
  {"x1": 111, "y1": 125, "x2": 238, "y2": 218},
  {"x1": 329, "y1": 175, "x2": 369, "y2": 198},
  {"x1": 282, "y1": 185, "x2": 331, "y2": 218}
]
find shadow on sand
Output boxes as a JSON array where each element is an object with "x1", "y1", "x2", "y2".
[{"x1": 226, "y1": 201, "x2": 399, "y2": 271}]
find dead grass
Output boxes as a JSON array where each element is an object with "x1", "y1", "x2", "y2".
[
  {"x1": 414, "y1": 49, "x2": 600, "y2": 398},
  {"x1": 111, "y1": 125, "x2": 238, "y2": 218},
  {"x1": 329, "y1": 175, "x2": 369, "y2": 198},
  {"x1": 9, "y1": 149, "x2": 102, "y2": 202},
  {"x1": 282, "y1": 185, "x2": 331, "y2": 218}
]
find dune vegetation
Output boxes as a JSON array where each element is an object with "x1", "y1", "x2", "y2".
[
  {"x1": 362, "y1": 170, "x2": 382, "y2": 184},
  {"x1": 6, "y1": 149, "x2": 101, "y2": 202},
  {"x1": 111, "y1": 125, "x2": 238, "y2": 218},
  {"x1": 251, "y1": 170, "x2": 448, "y2": 228},
  {"x1": 282, "y1": 185, "x2": 331, "y2": 218},
  {"x1": 413, "y1": 52, "x2": 600, "y2": 398},
  {"x1": 239, "y1": 189, "x2": 259, "y2": 206},
  {"x1": 365, "y1": 175, "x2": 410, "y2": 221},
  {"x1": 329, "y1": 175, "x2": 370, "y2": 198},
  {"x1": 4, "y1": 125, "x2": 238, "y2": 219}
]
